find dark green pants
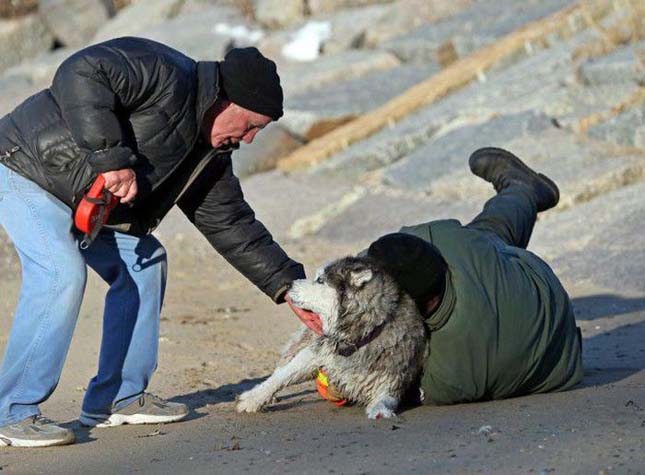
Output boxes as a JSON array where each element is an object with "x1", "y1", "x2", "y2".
[{"x1": 466, "y1": 185, "x2": 538, "y2": 249}]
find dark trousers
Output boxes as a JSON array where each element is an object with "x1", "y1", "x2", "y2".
[{"x1": 466, "y1": 185, "x2": 538, "y2": 249}]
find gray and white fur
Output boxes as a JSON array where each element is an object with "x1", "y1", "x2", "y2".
[{"x1": 236, "y1": 256, "x2": 428, "y2": 419}]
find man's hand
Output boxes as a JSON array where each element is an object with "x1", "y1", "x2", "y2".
[
  {"x1": 286, "y1": 295, "x2": 324, "y2": 336},
  {"x1": 101, "y1": 168, "x2": 138, "y2": 203}
]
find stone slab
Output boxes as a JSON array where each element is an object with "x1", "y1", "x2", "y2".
[
  {"x1": 282, "y1": 64, "x2": 437, "y2": 140},
  {"x1": 39, "y1": 0, "x2": 111, "y2": 48},
  {"x1": 588, "y1": 104, "x2": 645, "y2": 149},
  {"x1": 130, "y1": 8, "x2": 253, "y2": 61},
  {"x1": 0, "y1": 14, "x2": 54, "y2": 74},
  {"x1": 380, "y1": 111, "x2": 555, "y2": 191},
  {"x1": 278, "y1": 49, "x2": 400, "y2": 96},
  {"x1": 532, "y1": 181, "x2": 645, "y2": 295},
  {"x1": 382, "y1": 0, "x2": 574, "y2": 64},
  {"x1": 578, "y1": 41, "x2": 645, "y2": 86},
  {"x1": 93, "y1": 0, "x2": 185, "y2": 44},
  {"x1": 232, "y1": 123, "x2": 302, "y2": 178}
]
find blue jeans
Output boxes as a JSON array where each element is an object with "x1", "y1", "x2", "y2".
[{"x1": 0, "y1": 164, "x2": 167, "y2": 425}]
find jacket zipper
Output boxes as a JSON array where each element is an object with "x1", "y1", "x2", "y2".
[{"x1": 0, "y1": 145, "x2": 20, "y2": 162}]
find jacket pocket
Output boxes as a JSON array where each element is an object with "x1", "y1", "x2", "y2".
[{"x1": 36, "y1": 122, "x2": 84, "y2": 175}]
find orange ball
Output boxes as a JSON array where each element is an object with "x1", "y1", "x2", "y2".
[{"x1": 315, "y1": 369, "x2": 348, "y2": 406}]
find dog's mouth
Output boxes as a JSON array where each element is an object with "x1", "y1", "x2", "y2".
[{"x1": 285, "y1": 295, "x2": 323, "y2": 324}]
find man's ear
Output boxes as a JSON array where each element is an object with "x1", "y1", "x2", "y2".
[{"x1": 350, "y1": 269, "x2": 373, "y2": 288}]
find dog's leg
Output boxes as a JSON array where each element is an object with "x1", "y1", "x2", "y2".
[
  {"x1": 237, "y1": 347, "x2": 317, "y2": 413},
  {"x1": 366, "y1": 393, "x2": 400, "y2": 420}
]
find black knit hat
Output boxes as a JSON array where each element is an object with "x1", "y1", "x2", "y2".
[
  {"x1": 367, "y1": 233, "x2": 447, "y2": 307},
  {"x1": 218, "y1": 47, "x2": 284, "y2": 120}
]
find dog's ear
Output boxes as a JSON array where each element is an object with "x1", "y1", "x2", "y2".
[{"x1": 350, "y1": 269, "x2": 373, "y2": 288}]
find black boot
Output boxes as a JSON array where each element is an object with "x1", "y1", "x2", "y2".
[{"x1": 468, "y1": 147, "x2": 559, "y2": 212}]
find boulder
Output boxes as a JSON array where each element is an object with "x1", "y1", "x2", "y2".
[
  {"x1": 588, "y1": 105, "x2": 645, "y2": 148},
  {"x1": 578, "y1": 41, "x2": 645, "y2": 86},
  {"x1": 282, "y1": 64, "x2": 437, "y2": 140},
  {"x1": 133, "y1": 8, "x2": 255, "y2": 61},
  {"x1": 279, "y1": 49, "x2": 400, "y2": 96},
  {"x1": 0, "y1": 48, "x2": 72, "y2": 115},
  {"x1": 0, "y1": 14, "x2": 54, "y2": 74},
  {"x1": 39, "y1": 0, "x2": 111, "y2": 48},
  {"x1": 0, "y1": 74, "x2": 39, "y2": 116},
  {"x1": 379, "y1": 111, "x2": 554, "y2": 191},
  {"x1": 93, "y1": 0, "x2": 185, "y2": 43},
  {"x1": 363, "y1": 0, "x2": 476, "y2": 47},
  {"x1": 320, "y1": 4, "x2": 391, "y2": 55},
  {"x1": 232, "y1": 123, "x2": 302, "y2": 178},
  {"x1": 307, "y1": 0, "x2": 394, "y2": 15},
  {"x1": 255, "y1": 0, "x2": 305, "y2": 29},
  {"x1": 531, "y1": 181, "x2": 645, "y2": 295},
  {"x1": 382, "y1": 0, "x2": 572, "y2": 64},
  {"x1": 1, "y1": 47, "x2": 71, "y2": 85}
]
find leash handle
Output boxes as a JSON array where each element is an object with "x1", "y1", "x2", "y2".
[{"x1": 75, "y1": 175, "x2": 119, "y2": 248}]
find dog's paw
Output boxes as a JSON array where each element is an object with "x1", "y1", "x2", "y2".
[
  {"x1": 236, "y1": 389, "x2": 269, "y2": 413},
  {"x1": 366, "y1": 403, "x2": 396, "y2": 420}
]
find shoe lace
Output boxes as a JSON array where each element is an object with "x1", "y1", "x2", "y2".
[
  {"x1": 139, "y1": 392, "x2": 165, "y2": 407},
  {"x1": 32, "y1": 415, "x2": 56, "y2": 426}
]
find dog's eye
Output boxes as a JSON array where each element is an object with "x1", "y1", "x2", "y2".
[{"x1": 315, "y1": 275, "x2": 324, "y2": 284}]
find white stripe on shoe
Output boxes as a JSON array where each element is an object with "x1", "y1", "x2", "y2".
[{"x1": 79, "y1": 411, "x2": 188, "y2": 428}]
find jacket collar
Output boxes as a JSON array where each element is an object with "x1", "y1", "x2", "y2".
[
  {"x1": 426, "y1": 270, "x2": 455, "y2": 332},
  {"x1": 195, "y1": 61, "x2": 221, "y2": 128}
]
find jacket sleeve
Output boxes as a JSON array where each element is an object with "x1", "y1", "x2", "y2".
[
  {"x1": 178, "y1": 155, "x2": 306, "y2": 303},
  {"x1": 50, "y1": 39, "x2": 173, "y2": 173}
]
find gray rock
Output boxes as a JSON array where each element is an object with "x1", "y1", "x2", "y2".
[
  {"x1": 0, "y1": 75, "x2": 41, "y2": 117},
  {"x1": 93, "y1": 0, "x2": 185, "y2": 43},
  {"x1": 133, "y1": 8, "x2": 253, "y2": 61},
  {"x1": 279, "y1": 49, "x2": 400, "y2": 96},
  {"x1": 382, "y1": 0, "x2": 573, "y2": 64},
  {"x1": 0, "y1": 14, "x2": 54, "y2": 74},
  {"x1": 307, "y1": 0, "x2": 394, "y2": 15},
  {"x1": 311, "y1": 28, "x2": 629, "y2": 180},
  {"x1": 578, "y1": 41, "x2": 645, "y2": 86},
  {"x1": 255, "y1": 0, "x2": 305, "y2": 29},
  {"x1": 282, "y1": 64, "x2": 437, "y2": 140},
  {"x1": 363, "y1": 0, "x2": 476, "y2": 48},
  {"x1": 2, "y1": 47, "x2": 71, "y2": 86},
  {"x1": 232, "y1": 123, "x2": 302, "y2": 178},
  {"x1": 39, "y1": 0, "x2": 111, "y2": 48},
  {"x1": 321, "y1": 4, "x2": 391, "y2": 55},
  {"x1": 313, "y1": 189, "x2": 480, "y2": 244},
  {"x1": 588, "y1": 105, "x2": 645, "y2": 148},
  {"x1": 532, "y1": 181, "x2": 645, "y2": 294},
  {"x1": 380, "y1": 111, "x2": 555, "y2": 191}
]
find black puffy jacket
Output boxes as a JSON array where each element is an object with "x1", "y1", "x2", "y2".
[{"x1": 0, "y1": 37, "x2": 304, "y2": 302}]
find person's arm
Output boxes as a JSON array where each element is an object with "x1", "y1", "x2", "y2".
[
  {"x1": 178, "y1": 155, "x2": 305, "y2": 303},
  {"x1": 50, "y1": 42, "x2": 146, "y2": 173}
]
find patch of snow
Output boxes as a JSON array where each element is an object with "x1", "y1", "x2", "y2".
[{"x1": 282, "y1": 21, "x2": 331, "y2": 62}]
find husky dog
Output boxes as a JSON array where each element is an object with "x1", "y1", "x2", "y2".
[{"x1": 236, "y1": 256, "x2": 428, "y2": 419}]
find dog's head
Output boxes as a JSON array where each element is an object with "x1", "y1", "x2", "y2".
[{"x1": 287, "y1": 256, "x2": 402, "y2": 354}]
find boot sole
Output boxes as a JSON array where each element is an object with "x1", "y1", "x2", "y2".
[
  {"x1": 79, "y1": 412, "x2": 188, "y2": 428},
  {"x1": 469, "y1": 147, "x2": 559, "y2": 209}
]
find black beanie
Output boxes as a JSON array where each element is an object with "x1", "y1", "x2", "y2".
[
  {"x1": 218, "y1": 47, "x2": 284, "y2": 121},
  {"x1": 367, "y1": 233, "x2": 447, "y2": 307}
]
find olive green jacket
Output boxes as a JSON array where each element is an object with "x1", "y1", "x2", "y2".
[{"x1": 400, "y1": 219, "x2": 583, "y2": 405}]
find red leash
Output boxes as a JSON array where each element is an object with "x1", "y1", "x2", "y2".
[{"x1": 74, "y1": 175, "x2": 119, "y2": 249}]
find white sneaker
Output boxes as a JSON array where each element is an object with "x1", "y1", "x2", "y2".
[{"x1": 79, "y1": 393, "x2": 189, "y2": 428}]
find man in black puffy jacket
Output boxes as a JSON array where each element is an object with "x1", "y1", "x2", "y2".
[{"x1": 0, "y1": 37, "x2": 308, "y2": 447}]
